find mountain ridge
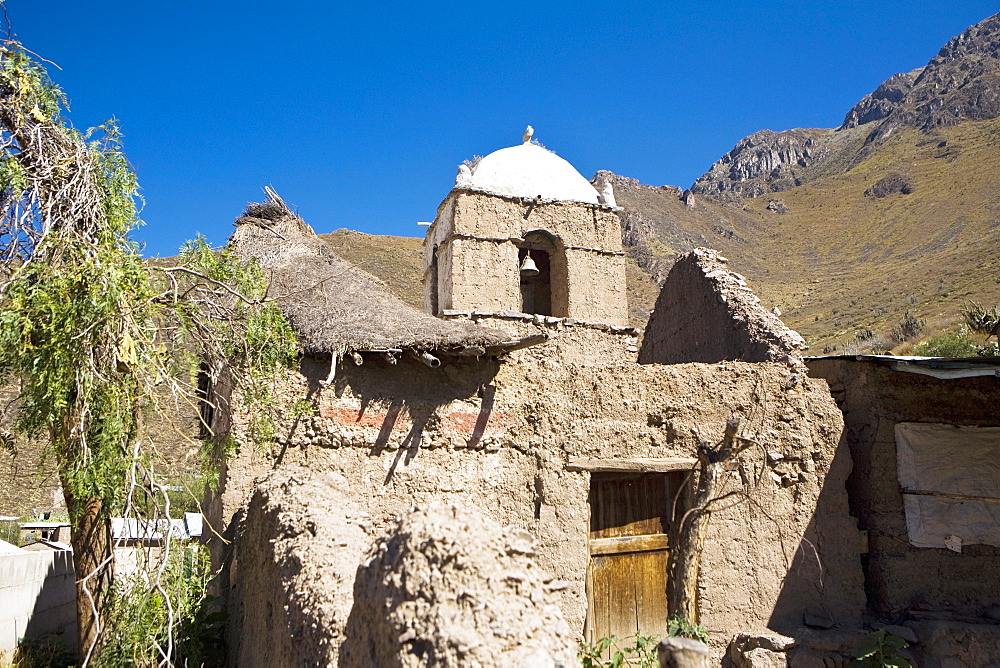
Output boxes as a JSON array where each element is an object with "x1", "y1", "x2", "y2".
[{"x1": 691, "y1": 12, "x2": 1000, "y2": 200}]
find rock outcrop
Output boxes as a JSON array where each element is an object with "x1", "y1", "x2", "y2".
[
  {"x1": 692, "y1": 11, "x2": 1000, "y2": 198},
  {"x1": 864, "y1": 173, "x2": 913, "y2": 198},
  {"x1": 690, "y1": 129, "x2": 830, "y2": 200},
  {"x1": 858, "y1": 13, "x2": 1000, "y2": 143},
  {"x1": 591, "y1": 170, "x2": 694, "y2": 282},
  {"x1": 841, "y1": 70, "x2": 921, "y2": 129}
]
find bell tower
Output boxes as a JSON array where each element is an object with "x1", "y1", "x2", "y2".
[{"x1": 423, "y1": 130, "x2": 628, "y2": 326}]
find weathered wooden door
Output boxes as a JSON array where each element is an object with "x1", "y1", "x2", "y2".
[{"x1": 586, "y1": 473, "x2": 671, "y2": 644}]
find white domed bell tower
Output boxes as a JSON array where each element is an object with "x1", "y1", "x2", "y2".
[{"x1": 423, "y1": 129, "x2": 627, "y2": 326}]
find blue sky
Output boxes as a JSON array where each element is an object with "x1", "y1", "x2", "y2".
[{"x1": 11, "y1": 2, "x2": 999, "y2": 256}]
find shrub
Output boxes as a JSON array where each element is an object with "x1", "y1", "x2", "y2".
[
  {"x1": 13, "y1": 633, "x2": 75, "y2": 668},
  {"x1": 579, "y1": 633, "x2": 660, "y2": 668},
  {"x1": 99, "y1": 544, "x2": 225, "y2": 667},
  {"x1": 913, "y1": 327, "x2": 981, "y2": 357},
  {"x1": 891, "y1": 312, "x2": 924, "y2": 343},
  {"x1": 853, "y1": 628, "x2": 912, "y2": 667},
  {"x1": 667, "y1": 615, "x2": 708, "y2": 643}
]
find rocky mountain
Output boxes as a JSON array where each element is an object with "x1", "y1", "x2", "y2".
[
  {"x1": 601, "y1": 11, "x2": 1000, "y2": 353},
  {"x1": 840, "y1": 70, "x2": 921, "y2": 130},
  {"x1": 692, "y1": 12, "x2": 1000, "y2": 199},
  {"x1": 855, "y1": 14, "x2": 1000, "y2": 140},
  {"x1": 690, "y1": 128, "x2": 832, "y2": 200}
]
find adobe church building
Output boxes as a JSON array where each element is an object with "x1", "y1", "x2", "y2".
[{"x1": 211, "y1": 132, "x2": 940, "y2": 665}]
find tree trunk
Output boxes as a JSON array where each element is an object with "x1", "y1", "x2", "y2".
[
  {"x1": 667, "y1": 418, "x2": 740, "y2": 624},
  {"x1": 65, "y1": 489, "x2": 114, "y2": 664}
]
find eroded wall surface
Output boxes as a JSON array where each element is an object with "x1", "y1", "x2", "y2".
[
  {"x1": 340, "y1": 502, "x2": 576, "y2": 667},
  {"x1": 639, "y1": 249, "x2": 805, "y2": 365},
  {"x1": 227, "y1": 468, "x2": 369, "y2": 666},
  {"x1": 220, "y1": 350, "x2": 865, "y2": 656},
  {"x1": 807, "y1": 358, "x2": 1000, "y2": 618}
]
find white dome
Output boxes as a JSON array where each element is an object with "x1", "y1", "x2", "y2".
[{"x1": 461, "y1": 142, "x2": 600, "y2": 205}]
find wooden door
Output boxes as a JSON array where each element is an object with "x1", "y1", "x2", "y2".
[{"x1": 586, "y1": 473, "x2": 671, "y2": 645}]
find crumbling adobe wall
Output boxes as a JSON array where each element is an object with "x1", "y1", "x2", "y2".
[
  {"x1": 227, "y1": 467, "x2": 370, "y2": 666},
  {"x1": 807, "y1": 358, "x2": 1000, "y2": 619},
  {"x1": 340, "y1": 502, "x2": 576, "y2": 667},
  {"x1": 221, "y1": 351, "x2": 864, "y2": 656},
  {"x1": 424, "y1": 192, "x2": 627, "y2": 325},
  {"x1": 639, "y1": 248, "x2": 806, "y2": 364}
]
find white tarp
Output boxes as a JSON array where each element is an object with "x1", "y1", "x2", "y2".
[{"x1": 896, "y1": 422, "x2": 1000, "y2": 551}]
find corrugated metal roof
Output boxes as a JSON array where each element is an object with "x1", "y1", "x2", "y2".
[
  {"x1": 807, "y1": 355, "x2": 1000, "y2": 379},
  {"x1": 18, "y1": 522, "x2": 71, "y2": 530},
  {"x1": 111, "y1": 514, "x2": 204, "y2": 541}
]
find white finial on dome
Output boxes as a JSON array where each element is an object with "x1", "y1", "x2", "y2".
[
  {"x1": 598, "y1": 182, "x2": 617, "y2": 208},
  {"x1": 455, "y1": 163, "x2": 473, "y2": 189},
  {"x1": 522, "y1": 125, "x2": 534, "y2": 144}
]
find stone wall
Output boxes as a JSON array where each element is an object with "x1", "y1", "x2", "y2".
[
  {"x1": 218, "y1": 350, "x2": 864, "y2": 658},
  {"x1": 806, "y1": 358, "x2": 1000, "y2": 619}
]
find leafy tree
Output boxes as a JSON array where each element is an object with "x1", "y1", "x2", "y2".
[{"x1": 0, "y1": 37, "x2": 296, "y2": 664}]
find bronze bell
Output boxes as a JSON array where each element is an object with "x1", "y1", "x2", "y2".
[{"x1": 520, "y1": 254, "x2": 539, "y2": 277}]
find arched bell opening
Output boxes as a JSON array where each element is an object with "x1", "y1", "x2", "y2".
[{"x1": 518, "y1": 231, "x2": 566, "y2": 317}]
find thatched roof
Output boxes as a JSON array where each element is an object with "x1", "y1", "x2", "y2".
[{"x1": 228, "y1": 193, "x2": 506, "y2": 357}]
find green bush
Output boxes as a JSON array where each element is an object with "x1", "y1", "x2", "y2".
[
  {"x1": 97, "y1": 544, "x2": 225, "y2": 667},
  {"x1": 667, "y1": 615, "x2": 709, "y2": 643},
  {"x1": 912, "y1": 327, "x2": 998, "y2": 358},
  {"x1": 579, "y1": 633, "x2": 660, "y2": 668},
  {"x1": 852, "y1": 628, "x2": 912, "y2": 667}
]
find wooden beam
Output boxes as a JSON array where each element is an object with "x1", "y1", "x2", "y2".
[
  {"x1": 589, "y1": 534, "x2": 670, "y2": 556},
  {"x1": 566, "y1": 457, "x2": 697, "y2": 473},
  {"x1": 486, "y1": 333, "x2": 547, "y2": 355},
  {"x1": 902, "y1": 488, "x2": 1000, "y2": 504}
]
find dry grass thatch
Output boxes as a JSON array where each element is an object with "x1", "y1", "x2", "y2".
[{"x1": 228, "y1": 192, "x2": 505, "y2": 357}]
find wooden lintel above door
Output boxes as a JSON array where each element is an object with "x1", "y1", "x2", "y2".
[
  {"x1": 589, "y1": 534, "x2": 670, "y2": 556},
  {"x1": 566, "y1": 457, "x2": 696, "y2": 473}
]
